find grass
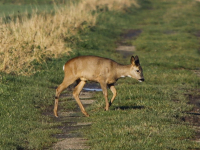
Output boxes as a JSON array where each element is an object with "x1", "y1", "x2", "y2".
[
  {"x1": 81, "y1": 0, "x2": 200, "y2": 149},
  {"x1": 0, "y1": 0, "x2": 94, "y2": 75},
  {"x1": 0, "y1": 0, "x2": 138, "y2": 149},
  {"x1": 0, "y1": 0, "x2": 73, "y2": 17},
  {"x1": 0, "y1": 4, "x2": 53, "y2": 17},
  {"x1": 0, "y1": 0, "x2": 200, "y2": 149},
  {"x1": 0, "y1": 54, "x2": 79, "y2": 149}
]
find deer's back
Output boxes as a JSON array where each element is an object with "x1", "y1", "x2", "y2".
[{"x1": 64, "y1": 56, "x2": 118, "y2": 82}]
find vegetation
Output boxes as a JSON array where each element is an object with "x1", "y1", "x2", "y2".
[
  {"x1": 0, "y1": 0, "x2": 138, "y2": 75},
  {"x1": 0, "y1": 0, "x2": 138, "y2": 149},
  {"x1": 0, "y1": 0, "x2": 200, "y2": 149},
  {"x1": 82, "y1": 0, "x2": 200, "y2": 149}
]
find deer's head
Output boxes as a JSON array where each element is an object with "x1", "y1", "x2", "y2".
[{"x1": 129, "y1": 56, "x2": 144, "y2": 82}]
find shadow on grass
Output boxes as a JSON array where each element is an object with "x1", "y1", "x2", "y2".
[{"x1": 113, "y1": 105, "x2": 145, "y2": 110}]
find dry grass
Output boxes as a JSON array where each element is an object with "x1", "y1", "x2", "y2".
[{"x1": 0, "y1": 0, "x2": 138, "y2": 75}]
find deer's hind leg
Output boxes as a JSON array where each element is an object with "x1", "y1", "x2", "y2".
[
  {"x1": 54, "y1": 77, "x2": 76, "y2": 117},
  {"x1": 108, "y1": 84, "x2": 117, "y2": 107}
]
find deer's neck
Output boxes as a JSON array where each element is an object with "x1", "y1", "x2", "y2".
[{"x1": 116, "y1": 64, "x2": 131, "y2": 78}]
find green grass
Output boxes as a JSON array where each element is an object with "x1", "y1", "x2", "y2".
[
  {"x1": 0, "y1": 0, "x2": 73, "y2": 17},
  {"x1": 0, "y1": 4, "x2": 54, "y2": 17},
  {"x1": 82, "y1": 0, "x2": 200, "y2": 149},
  {"x1": 0, "y1": 0, "x2": 200, "y2": 149}
]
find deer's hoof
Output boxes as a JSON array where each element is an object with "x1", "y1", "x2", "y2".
[{"x1": 82, "y1": 111, "x2": 90, "y2": 117}]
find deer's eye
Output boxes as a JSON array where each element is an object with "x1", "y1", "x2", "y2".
[{"x1": 136, "y1": 70, "x2": 140, "y2": 72}]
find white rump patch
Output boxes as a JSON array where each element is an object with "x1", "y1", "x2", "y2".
[{"x1": 121, "y1": 75, "x2": 125, "y2": 78}]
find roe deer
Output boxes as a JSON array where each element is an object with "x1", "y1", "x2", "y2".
[{"x1": 54, "y1": 55, "x2": 144, "y2": 117}]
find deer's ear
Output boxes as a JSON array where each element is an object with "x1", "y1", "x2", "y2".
[
  {"x1": 130, "y1": 56, "x2": 135, "y2": 64},
  {"x1": 130, "y1": 55, "x2": 140, "y2": 66},
  {"x1": 134, "y1": 55, "x2": 140, "y2": 66}
]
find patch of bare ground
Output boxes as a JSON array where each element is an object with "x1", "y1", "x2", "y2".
[
  {"x1": 116, "y1": 29, "x2": 142, "y2": 58},
  {"x1": 53, "y1": 138, "x2": 89, "y2": 150}
]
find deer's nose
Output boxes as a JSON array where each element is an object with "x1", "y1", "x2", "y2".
[{"x1": 139, "y1": 78, "x2": 144, "y2": 82}]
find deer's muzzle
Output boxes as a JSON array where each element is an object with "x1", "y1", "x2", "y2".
[{"x1": 138, "y1": 78, "x2": 144, "y2": 82}]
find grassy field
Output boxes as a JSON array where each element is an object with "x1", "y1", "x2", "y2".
[
  {"x1": 0, "y1": 0, "x2": 200, "y2": 149},
  {"x1": 82, "y1": 0, "x2": 200, "y2": 149},
  {"x1": 0, "y1": 0, "x2": 71, "y2": 17},
  {"x1": 0, "y1": 4, "x2": 54, "y2": 17}
]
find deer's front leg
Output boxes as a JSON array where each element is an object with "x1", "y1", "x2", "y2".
[{"x1": 100, "y1": 82, "x2": 109, "y2": 111}]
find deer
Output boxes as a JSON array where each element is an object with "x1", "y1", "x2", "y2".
[{"x1": 54, "y1": 55, "x2": 144, "y2": 117}]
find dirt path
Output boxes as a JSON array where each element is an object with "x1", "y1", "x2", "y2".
[
  {"x1": 49, "y1": 83, "x2": 101, "y2": 150},
  {"x1": 48, "y1": 29, "x2": 141, "y2": 150},
  {"x1": 116, "y1": 29, "x2": 142, "y2": 58}
]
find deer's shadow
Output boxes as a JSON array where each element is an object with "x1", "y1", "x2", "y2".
[{"x1": 113, "y1": 105, "x2": 145, "y2": 110}]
